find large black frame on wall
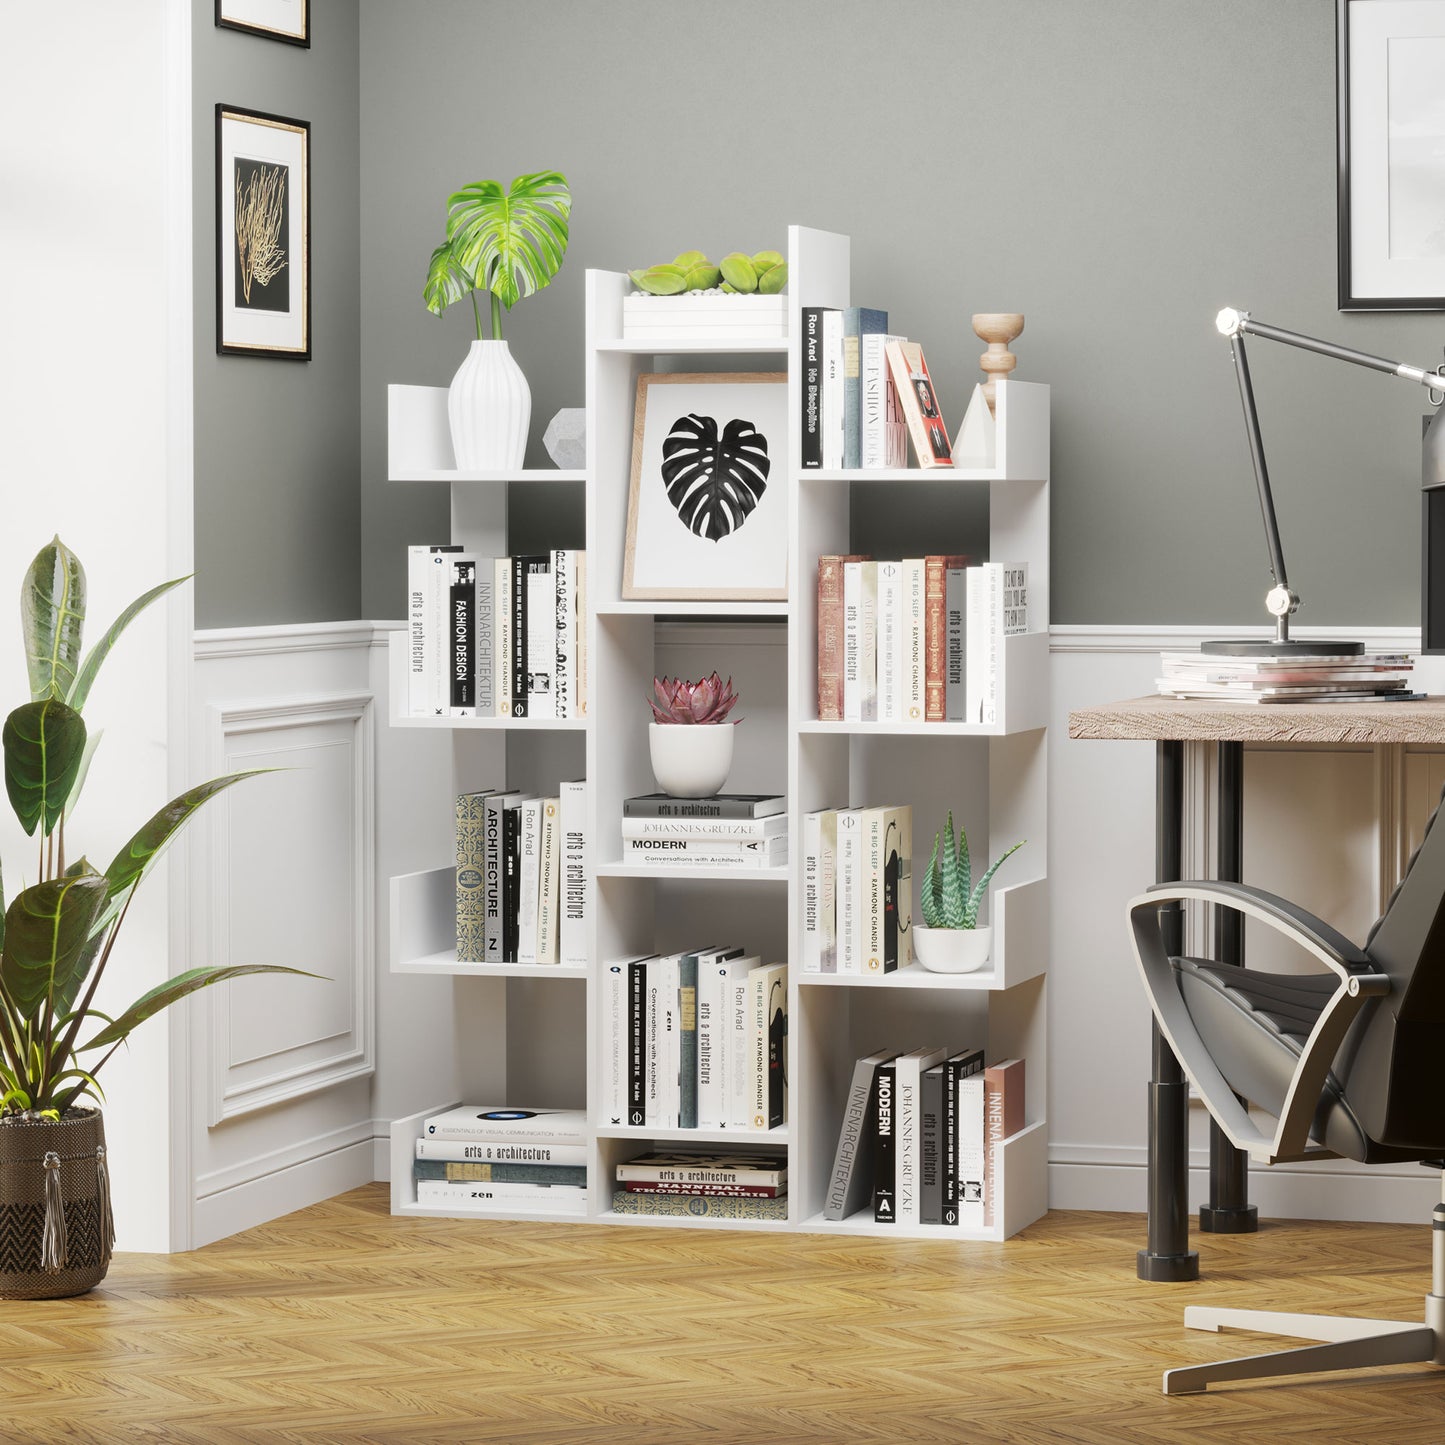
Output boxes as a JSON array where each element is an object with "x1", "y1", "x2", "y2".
[
  {"x1": 1338, "y1": 0, "x2": 1445, "y2": 311},
  {"x1": 215, "y1": 0, "x2": 310, "y2": 47},
  {"x1": 215, "y1": 104, "x2": 311, "y2": 361}
]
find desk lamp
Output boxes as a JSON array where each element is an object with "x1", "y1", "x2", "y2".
[{"x1": 1207, "y1": 307, "x2": 1445, "y2": 656}]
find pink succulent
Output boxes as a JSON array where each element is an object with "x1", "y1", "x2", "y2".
[{"x1": 647, "y1": 672, "x2": 740, "y2": 724}]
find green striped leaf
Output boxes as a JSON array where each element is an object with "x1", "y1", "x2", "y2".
[
  {"x1": 21, "y1": 538, "x2": 85, "y2": 703},
  {"x1": 0, "y1": 875, "x2": 109, "y2": 1022},
  {"x1": 3, "y1": 700, "x2": 88, "y2": 837},
  {"x1": 67, "y1": 574, "x2": 188, "y2": 714}
]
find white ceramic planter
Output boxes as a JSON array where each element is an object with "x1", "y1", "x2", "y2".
[
  {"x1": 648, "y1": 723, "x2": 735, "y2": 798},
  {"x1": 448, "y1": 338, "x2": 530, "y2": 470},
  {"x1": 914, "y1": 924, "x2": 993, "y2": 974}
]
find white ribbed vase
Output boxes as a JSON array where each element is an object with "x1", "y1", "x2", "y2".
[{"x1": 448, "y1": 339, "x2": 530, "y2": 470}]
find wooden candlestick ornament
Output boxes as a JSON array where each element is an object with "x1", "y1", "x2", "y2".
[{"x1": 973, "y1": 312, "x2": 1024, "y2": 414}]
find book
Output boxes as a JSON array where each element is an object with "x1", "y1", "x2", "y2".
[
  {"x1": 510, "y1": 554, "x2": 529, "y2": 717},
  {"x1": 881, "y1": 803, "x2": 913, "y2": 970},
  {"x1": 559, "y1": 779, "x2": 588, "y2": 967},
  {"x1": 824, "y1": 1049, "x2": 895, "y2": 1221},
  {"x1": 646, "y1": 953, "x2": 679, "y2": 1129},
  {"x1": 885, "y1": 339, "x2": 953, "y2": 468},
  {"x1": 415, "y1": 1137, "x2": 588, "y2": 1166},
  {"x1": 965, "y1": 563, "x2": 1006, "y2": 727},
  {"x1": 677, "y1": 948, "x2": 702, "y2": 1129},
  {"x1": 622, "y1": 836, "x2": 788, "y2": 865},
  {"x1": 720, "y1": 954, "x2": 761, "y2": 1128},
  {"x1": 836, "y1": 809, "x2": 862, "y2": 974},
  {"x1": 608, "y1": 1188, "x2": 788, "y2": 1221},
  {"x1": 553, "y1": 548, "x2": 575, "y2": 719},
  {"x1": 749, "y1": 961, "x2": 787, "y2": 1130},
  {"x1": 614, "y1": 1151, "x2": 787, "y2": 1188},
  {"x1": 449, "y1": 554, "x2": 477, "y2": 716},
  {"x1": 623, "y1": 793, "x2": 786, "y2": 820},
  {"x1": 413, "y1": 1159, "x2": 587, "y2": 1187},
  {"x1": 858, "y1": 560, "x2": 878, "y2": 720},
  {"x1": 524, "y1": 555, "x2": 553, "y2": 714},
  {"x1": 924, "y1": 554, "x2": 969, "y2": 721},
  {"x1": 620, "y1": 1181, "x2": 781, "y2": 1198},
  {"x1": 516, "y1": 797, "x2": 543, "y2": 964},
  {"x1": 876, "y1": 559, "x2": 904, "y2": 723},
  {"x1": 872, "y1": 1055, "x2": 898, "y2": 1223},
  {"x1": 454, "y1": 788, "x2": 494, "y2": 964},
  {"x1": 861, "y1": 331, "x2": 904, "y2": 469},
  {"x1": 843, "y1": 307, "x2": 888, "y2": 469},
  {"x1": 945, "y1": 563, "x2": 967, "y2": 722},
  {"x1": 801, "y1": 808, "x2": 838, "y2": 974},
  {"x1": 920, "y1": 1060, "x2": 945, "y2": 1226},
  {"x1": 957, "y1": 1070, "x2": 987, "y2": 1228},
  {"x1": 474, "y1": 564, "x2": 494, "y2": 716},
  {"x1": 903, "y1": 558, "x2": 926, "y2": 722},
  {"x1": 417, "y1": 1180, "x2": 588, "y2": 1214},
  {"x1": 627, "y1": 957, "x2": 650, "y2": 1126},
  {"x1": 895, "y1": 1046, "x2": 950, "y2": 1226},
  {"x1": 535, "y1": 795, "x2": 561, "y2": 965},
  {"x1": 575, "y1": 550, "x2": 588, "y2": 715},
  {"x1": 502, "y1": 796, "x2": 526, "y2": 961},
  {"x1": 816, "y1": 554, "x2": 870, "y2": 722},
  {"x1": 800, "y1": 305, "x2": 835, "y2": 468},
  {"x1": 941, "y1": 1047, "x2": 985, "y2": 1225},
  {"x1": 601, "y1": 958, "x2": 627, "y2": 1126},
  {"x1": 494, "y1": 556, "x2": 513, "y2": 715},
  {"x1": 696, "y1": 945, "x2": 745, "y2": 1129},
  {"x1": 860, "y1": 805, "x2": 887, "y2": 975},
  {"x1": 407, "y1": 544, "x2": 461, "y2": 717},
  {"x1": 821, "y1": 308, "x2": 845, "y2": 470},
  {"x1": 620, "y1": 814, "x2": 788, "y2": 840},
  {"x1": 984, "y1": 1057, "x2": 1025, "y2": 1230},
  {"x1": 423, "y1": 1106, "x2": 588, "y2": 1145},
  {"x1": 483, "y1": 791, "x2": 529, "y2": 963}
]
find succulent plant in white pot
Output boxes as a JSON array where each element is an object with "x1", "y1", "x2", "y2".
[
  {"x1": 646, "y1": 673, "x2": 740, "y2": 798},
  {"x1": 914, "y1": 811, "x2": 1024, "y2": 974}
]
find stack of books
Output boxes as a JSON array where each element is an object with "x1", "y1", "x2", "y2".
[
  {"x1": 611, "y1": 1149, "x2": 789, "y2": 1222},
  {"x1": 1156, "y1": 650, "x2": 1415, "y2": 704},
  {"x1": 414, "y1": 1105, "x2": 589, "y2": 1216},
  {"x1": 817, "y1": 557, "x2": 1027, "y2": 724},
  {"x1": 455, "y1": 782, "x2": 587, "y2": 965},
  {"x1": 621, "y1": 793, "x2": 786, "y2": 871},
  {"x1": 599, "y1": 947, "x2": 787, "y2": 1134},
  {"x1": 407, "y1": 547, "x2": 586, "y2": 719},
  {"x1": 825, "y1": 1051, "x2": 1024, "y2": 1230}
]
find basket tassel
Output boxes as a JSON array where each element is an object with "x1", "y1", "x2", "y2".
[
  {"x1": 41, "y1": 1151, "x2": 68, "y2": 1274},
  {"x1": 95, "y1": 1145, "x2": 114, "y2": 1265}
]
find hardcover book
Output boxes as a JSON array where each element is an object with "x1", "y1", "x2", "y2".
[
  {"x1": 423, "y1": 1106, "x2": 588, "y2": 1145},
  {"x1": 816, "y1": 554, "x2": 870, "y2": 722},
  {"x1": 475, "y1": 566, "x2": 495, "y2": 716},
  {"x1": 821, "y1": 308, "x2": 845, "y2": 469},
  {"x1": 535, "y1": 796, "x2": 561, "y2": 965},
  {"x1": 623, "y1": 793, "x2": 785, "y2": 820},
  {"x1": 877, "y1": 560, "x2": 904, "y2": 723},
  {"x1": 494, "y1": 557, "x2": 513, "y2": 716},
  {"x1": 801, "y1": 809, "x2": 838, "y2": 973},
  {"x1": 483, "y1": 791, "x2": 529, "y2": 963},
  {"x1": 885, "y1": 339, "x2": 954, "y2": 468},
  {"x1": 454, "y1": 788, "x2": 494, "y2": 964},
  {"x1": 413, "y1": 1159, "x2": 587, "y2": 1187},
  {"x1": 881, "y1": 803, "x2": 913, "y2": 970},
  {"x1": 608, "y1": 1188, "x2": 788, "y2": 1221},
  {"x1": 861, "y1": 331, "x2": 904, "y2": 469},
  {"x1": 559, "y1": 779, "x2": 588, "y2": 967},
  {"x1": 924, "y1": 555, "x2": 970, "y2": 721},
  {"x1": 614, "y1": 1151, "x2": 787, "y2": 1188},
  {"x1": 749, "y1": 962, "x2": 787, "y2": 1130},
  {"x1": 836, "y1": 810, "x2": 862, "y2": 974},
  {"x1": 872, "y1": 1056, "x2": 897, "y2": 1223},
  {"x1": 895, "y1": 1046, "x2": 950, "y2": 1226},
  {"x1": 945, "y1": 564, "x2": 967, "y2": 722},
  {"x1": 800, "y1": 305, "x2": 836, "y2": 468},
  {"x1": 515, "y1": 798, "x2": 543, "y2": 964},
  {"x1": 449, "y1": 554, "x2": 477, "y2": 716},
  {"x1": 903, "y1": 557, "x2": 926, "y2": 721},
  {"x1": 417, "y1": 1180, "x2": 588, "y2": 1214},
  {"x1": 984, "y1": 1057, "x2": 1026, "y2": 1229},
  {"x1": 696, "y1": 945, "x2": 746, "y2": 1129},
  {"x1": 843, "y1": 307, "x2": 888, "y2": 469},
  {"x1": 524, "y1": 555, "x2": 553, "y2": 713},
  {"x1": 415, "y1": 1137, "x2": 588, "y2": 1166},
  {"x1": 824, "y1": 1049, "x2": 895, "y2": 1221},
  {"x1": 941, "y1": 1047, "x2": 984, "y2": 1225},
  {"x1": 620, "y1": 814, "x2": 787, "y2": 839},
  {"x1": 407, "y1": 544, "x2": 462, "y2": 717}
]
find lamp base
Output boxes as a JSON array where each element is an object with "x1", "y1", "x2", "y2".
[{"x1": 1200, "y1": 639, "x2": 1364, "y2": 657}]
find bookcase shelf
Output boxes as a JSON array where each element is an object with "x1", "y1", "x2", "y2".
[{"x1": 385, "y1": 223, "x2": 1050, "y2": 1242}]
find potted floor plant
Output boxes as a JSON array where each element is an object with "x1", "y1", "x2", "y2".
[
  {"x1": 0, "y1": 539, "x2": 311, "y2": 1299},
  {"x1": 423, "y1": 170, "x2": 572, "y2": 471},
  {"x1": 647, "y1": 673, "x2": 740, "y2": 798},
  {"x1": 914, "y1": 810, "x2": 1024, "y2": 974}
]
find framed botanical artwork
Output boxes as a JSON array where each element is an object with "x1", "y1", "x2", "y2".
[
  {"x1": 216, "y1": 0, "x2": 309, "y2": 46},
  {"x1": 216, "y1": 105, "x2": 310, "y2": 359},
  {"x1": 623, "y1": 373, "x2": 789, "y2": 600},
  {"x1": 1338, "y1": 0, "x2": 1445, "y2": 309}
]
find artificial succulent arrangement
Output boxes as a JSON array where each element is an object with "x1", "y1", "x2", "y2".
[
  {"x1": 629, "y1": 249, "x2": 788, "y2": 296},
  {"x1": 647, "y1": 673, "x2": 741, "y2": 725},
  {"x1": 920, "y1": 811, "x2": 1024, "y2": 931}
]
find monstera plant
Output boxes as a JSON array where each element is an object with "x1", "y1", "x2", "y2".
[
  {"x1": 0, "y1": 538, "x2": 311, "y2": 1299},
  {"x1": 422, "y1": 169, "x2": 572, "y2": 471},
  {"x1": 662, "y1": 414, "x2": 771, "y2": 542}
]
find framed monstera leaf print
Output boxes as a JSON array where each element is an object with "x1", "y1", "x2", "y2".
[{"x1": 624, "y1": 372, "x2": 788, "y2": 599}]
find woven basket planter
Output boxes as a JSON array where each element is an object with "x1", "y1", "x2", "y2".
[{"x1": 0, "y1": 1109, "x2": 114, "y2": 1299}]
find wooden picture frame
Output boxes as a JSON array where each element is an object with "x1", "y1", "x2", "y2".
[
  {"x1": 1338, "y1": 0, "x2": 1445, "y2": 310},
  {"x1": 623, "y1": 372, "x2": 789, "y2": 600},
  {"x1": 216, "y1": 105, "x2": 311, "y2": 360},
  {"x1": 216, "y1": 0, "x2": 309, "y2": 46}
]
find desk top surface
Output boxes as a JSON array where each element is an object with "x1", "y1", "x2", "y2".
[{"x1": 1069, "y1": 694, "x2": 1445, "y2": 744}]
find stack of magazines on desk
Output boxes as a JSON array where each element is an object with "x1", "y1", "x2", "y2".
[{"x1": 1156, "y1": 651, "x2": 1417, "y2": 704}]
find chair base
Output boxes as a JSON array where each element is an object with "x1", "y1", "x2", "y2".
[{"x1": 1163, "y1": 1296, "x2": 1445, "y2": 1394}]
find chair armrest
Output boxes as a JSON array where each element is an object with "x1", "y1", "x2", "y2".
[{"x1": 1143, "y1": 880, "x2": 1377, "y2": 979}]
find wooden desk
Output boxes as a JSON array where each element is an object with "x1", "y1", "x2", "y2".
[{"x1": 1068, "y1": 694, "x2": 1445, "y2": 1281}]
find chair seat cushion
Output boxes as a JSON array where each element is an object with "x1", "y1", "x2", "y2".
[{"x1": 1171, "y1": 958, "x2": 1426, "y2": 1164}]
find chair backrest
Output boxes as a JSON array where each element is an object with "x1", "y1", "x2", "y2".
[{"x1": 1350, "y1": 786, "x2": 1445, "y2": 1148}]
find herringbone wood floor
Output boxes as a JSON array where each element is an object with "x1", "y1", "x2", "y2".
[{"x1": 0, "y1": 1185, "x2": 1439, "y2": 1444}]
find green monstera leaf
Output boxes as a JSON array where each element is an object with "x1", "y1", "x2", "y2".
[
  {"x1": 444, "y1": 171, "x2": 571, "y2": 312},
  {"x1": 3, "y1": 700, "x2": 87, "y2": 838}
]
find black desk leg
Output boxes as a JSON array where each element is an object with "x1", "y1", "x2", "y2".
[
  {"x1": 1199, "y1": 740, "x2": 1259, "y2": 1234},
  {"x1": 1138, "y1": 740, "x2": 1199, "y2": 1282}
]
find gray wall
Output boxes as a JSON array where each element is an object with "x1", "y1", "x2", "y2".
[
  {"x1": 356, "y1": 0, "x2": 1445, "y2": 628},
  {"x1": 194, "y1": 0, "x2": 361, "y2": 627}
]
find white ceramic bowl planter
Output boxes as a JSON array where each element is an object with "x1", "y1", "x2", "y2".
[
  {"x1": 646, "y1": 673, "x2": 741, "y2": 798},
  {"x1": 914, "y1": 924, "x2": 994, "y2": 974},
  {"x1": 916, "y1": 811, "x2": 1025, "y2": 975}
]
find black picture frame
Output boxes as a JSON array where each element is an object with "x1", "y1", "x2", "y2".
[
  {"x1": 1338, "y1": 0, "x2": 1445, "y2": 311},
  {"x1": 216, "y1": 104, "x2": 311, "y2": 361},
  {"x1": 215, "y1": 0, "x2": 309, "y2": 47}
]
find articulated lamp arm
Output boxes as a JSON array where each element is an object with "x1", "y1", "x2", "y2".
[{"x1": 1208, "y1": 308, "x2": 1445, "y2": 657}]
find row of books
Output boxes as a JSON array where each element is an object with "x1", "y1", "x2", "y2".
[
  {"x1": 620, "y1": 792, "x2": 787, "y2": 872},
  {"x1": 610, "y1": 1149, "x2": 789, "y2": 1222},
  {"x1": 407, "y1": 546, "x2": 587, "y2": 719},
  {"x1": 1156, "y1": 649, "x2": 1416, "y2": 704},
  {"x1": 799, "y1": 306, "x2": 956, "y2": 470},
  {"x1": 801, "y1": 804, "x2": 912, "y2": 975},
  {"x1": 455, "y1": 783, "x2": 587, "y2": 965},
  {"x1": 825, "y1": 1050, "x2": 1024, "y2": 1229},
  {"x1": 415, "y1": 1105, "x2": 589, "y2": 1215},
  {"x1": 599, "y1": 948, "x2": 787, "y2": 1133},
  {"x1": 817, "y1": 556, "x2": 1027, "y2": 725}
]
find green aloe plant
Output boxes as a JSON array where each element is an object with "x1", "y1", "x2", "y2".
[
  {"x1": 0, "y1": 538, "x2": 313, "y2": 1119},
  {"x1": 423, "y1": 170, "x2": 572, "y2": 341},
  {"x1": 919, "y1": 810, "x2": 1024, "y2": 930}
]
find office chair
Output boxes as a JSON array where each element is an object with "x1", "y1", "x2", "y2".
[{"x1": 1127, "y1": 790, "x2": 1445, "y2": 1395}]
